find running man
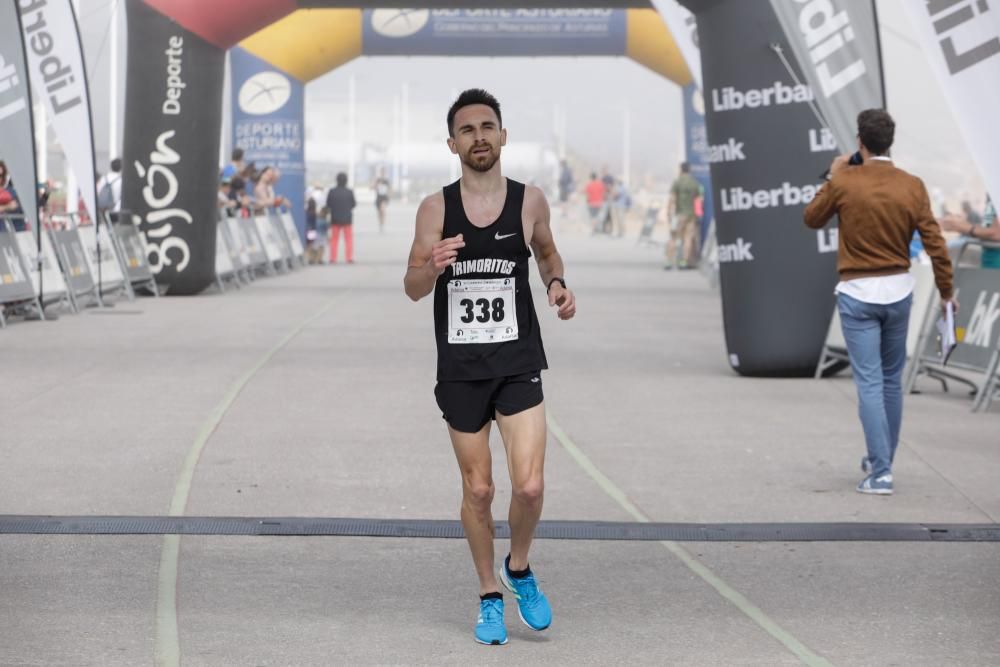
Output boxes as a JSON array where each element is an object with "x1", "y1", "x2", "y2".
[
  {"x1": 404, "y1": 89, "x2": 576, "y2": 646},
  {"x1": 373, "y1": 169, "x2": 391, "y2": 233}
]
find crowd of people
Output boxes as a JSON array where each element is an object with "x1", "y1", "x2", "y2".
[
  {"x1": 559, "y1": 159, "x2": 706, "y2": 270},
  {"x1": 3, "y1": 147, "x2": 996, "y2": 275}
]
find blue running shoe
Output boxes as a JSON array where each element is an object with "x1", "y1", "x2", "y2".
[
  {"x1": 499, "y1": 559, "x2": 552, "y2": 631},
  {"x1": 857, "y1": 474, "x2": 893, "y2": 495},
  {"x1": 475, "y1": 597, "x2": 507, "y2": 646}
]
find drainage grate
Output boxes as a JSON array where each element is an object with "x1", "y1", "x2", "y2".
[{"x1": 0, "y1": 516, "x2": 997, "y2": 542}]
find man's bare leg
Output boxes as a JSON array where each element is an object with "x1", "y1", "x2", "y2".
[
  {"x1": 495, "y1": 403, "x2": 547, "y2": 571},
  {"x1": 449, "y1": 422, "x2": 499, "y2": 595},
  {"x1": 682, "y1": 217, "x2": 698, "y2": 267},
  {"x1": 666, "y1": 228, "x2": 679, "y2": 267}
]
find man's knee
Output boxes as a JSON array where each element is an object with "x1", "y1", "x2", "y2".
[
  {"x1": 464, "y1": 480, "x2": 495, "y2": 508},
  {"x1": 512, "y1": 477, "x2": 544, "y2": 506}
]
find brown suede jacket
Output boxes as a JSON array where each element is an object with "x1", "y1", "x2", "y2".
[{"x1": 804, "y1": 159, "x2": 953, "y2": 299}]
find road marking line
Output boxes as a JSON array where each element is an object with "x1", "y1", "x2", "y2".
[
  {"x1": 547, "y1": 415, "x2": 834, "y2": 667},
  {"x1": 155, "y1": 297, "x2": 342, "y2": 667}
]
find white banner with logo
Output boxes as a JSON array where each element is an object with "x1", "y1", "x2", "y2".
[
  {"x1": 1, "y1": 3, "x2": 39, "y2": 235},
  {"x1": 651, "y1": 0, "x2": 702, "y2": 89},
  {"x1": 18, "y1": 0, "x2": 98, "y2": 221},
  {"x1": 769, "y1": 0, "x2": 885, "y2": 153},
  {"x1": 902, "y1": 1, "x2": 1000, "y2": 203}
]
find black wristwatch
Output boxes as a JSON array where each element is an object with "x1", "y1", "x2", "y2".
[{"x1": 547, "y1": 277, "x2": 566, "y2": 293}]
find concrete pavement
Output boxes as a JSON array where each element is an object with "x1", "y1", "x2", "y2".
[{"x1": 1, "y1": 205, "x2": 997, "y2": 665}]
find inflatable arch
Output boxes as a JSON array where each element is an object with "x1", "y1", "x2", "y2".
[{"x1": 121, "y1": 3, "x2": 691, "y2": 297}]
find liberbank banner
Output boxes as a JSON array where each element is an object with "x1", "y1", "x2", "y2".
[
  {"x1": 769, "y1": 0, "x2": 884, "y2": 154},
  {"x1": 231, "y1": 47, "x2": 305, "y2": 242},
  {"x1": 681, "y1": 0, "x2": 840, "y2": 377},
  {"x1": 362, "y1": 9, "x2": 627, "y2": 56}
]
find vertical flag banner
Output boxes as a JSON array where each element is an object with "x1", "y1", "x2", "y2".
[
  {"x1": 769, "y1": 0, "x2": 885, "y2": 153},
  {"x1": 230, "y1": 47, "x2": 305, "y2": 242},
  {"x1": 902, "y1": 1, "x2": 1000, "y2": 203},
  {"x1": 0, "y1": 2, "x2": 39, "y2": 234},
  {"x1": 18, "y1": 0, "x2": 98, "y2": 222}
]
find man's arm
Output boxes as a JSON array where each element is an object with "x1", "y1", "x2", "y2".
[
  {"x1": 914, "y1": 180, "x2": 955, "y2": 301},
  {"x1": 527, "y1": 186, "x2": 576, "y2": 320},
  {"x1": 941, "y1": 213, "x2": 1000, "y2": 242},
  {"x1": 803, "y1": 182, "x2": 837, "y2": 229},
  {"x1": 404, "y1": 193, "x2": 463, "y2": 302},
  {"x1": 804, "y1": 155, "x2": 851, "y2": 229}
]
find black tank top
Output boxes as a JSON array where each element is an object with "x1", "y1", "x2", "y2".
[{"x1": 433, "y1": 178, "x2": 548, "y2": 381}]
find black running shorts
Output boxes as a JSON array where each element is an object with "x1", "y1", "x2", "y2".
[{"x1": 434, "y1": 371, "x2": 544, "y2": 434}]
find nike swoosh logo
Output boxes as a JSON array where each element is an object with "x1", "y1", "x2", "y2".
[{"x1": 495, "y1": 232, "x2": 517, "y2": 240}]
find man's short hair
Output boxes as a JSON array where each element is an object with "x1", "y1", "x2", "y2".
[
  {"x1": 680, "y1": 162, "x2": 690, "y2": 174},
  {"x1": 336, "y1": 172, "x2": 348, "y2": 187},
  {"x1": 232, "y1": 148, "x2": 244, "y2": 162},
  {"x1": 857, "y1": 109, "x2": 895, "y2": 156},
  {"x1": 110, "y1": 158, "x2": 122, "y2": 173},
  {"x1": 447, "y1": 89, "x2": 502, "y2": 137}
]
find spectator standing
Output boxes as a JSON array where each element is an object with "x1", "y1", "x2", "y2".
[
  {"x1": 0, "y1": 160, "x2": 26, "y2": 231},
  {"x1": 326, "y1": 172, "x2": 356, "y2": 264},
  {"x1": 804, "y1": 109, "x2": 956, "y2": 495},
  {"x1": 610, "y1": 179, "x2": 631, "y2": 238},
  {"x1": 96, "y1": 158, "x2": 123, "y2": 218},
  {"x1": 584, "y1": 172, "x2": 605, "y2": 235},
  {"x1": 221, "y1": 148, "x2": 245, "y2": 183},
  {"x1": 941, "y1": 195, "x2": 1000, "y2": 268},
  {"x1": 374, "y1": 170, "x2": 391, "y2": 233},
  {"x1": 305, "y1": 197, "x2": 324, "y2": 264},
  {"x1": 665, "y1": 162, "x2": 702, "y2": 270},
  {"x1": 557, "y1": 160, "x2": 574, "y2": 219},
  {"x1": 253, "y1": 167, "x2": 283, "y2": 211}
]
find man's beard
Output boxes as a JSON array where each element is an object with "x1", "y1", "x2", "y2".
[{"x1": 462, "y1": 144, "x2": 500, "y2": 173}]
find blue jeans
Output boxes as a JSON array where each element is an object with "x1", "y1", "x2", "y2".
[{"x1": 838, "y1": 292, "x2": 912, "y2": 478}]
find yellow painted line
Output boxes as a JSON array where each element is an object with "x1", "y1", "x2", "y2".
[
  {"x1": 155, "y1": 296, "x2": 343, "y2": 667},
  {"x1": 547, "y1": 416, "x2": 834, "y2": 667}
]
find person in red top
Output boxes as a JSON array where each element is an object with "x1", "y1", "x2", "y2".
[{"x1": 584, "y1": 172, "x2": 605, "y2": 234}]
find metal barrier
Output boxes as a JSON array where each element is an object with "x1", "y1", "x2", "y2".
[
  {"x1": 253, "y1": 212, "x2": 286, "y2": 275},
  {"x1": 0, "y1": 217, "x2": 45, "y2": 327},
  {"x1": 275, "y1": 205, "x2": 306, "y2": 267},
  {"x1": 15, "y1": 227, "x2": 73, "y2": 314},
  {"x1": 108, "y1": 211, "x2": 159, "y2": 297},
  {"x1": 47, "y1": 214, "x2": 100, "y2": 310},
  {"x1": 74, "y1": 213, "x2": 134, "y2": 303},
  {"x1": 903, "y1": 241, "x2": 1000, "y2": 412}
]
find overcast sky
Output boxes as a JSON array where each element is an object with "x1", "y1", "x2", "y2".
[{"x1": 74, "y1": 0, "x2": 984, "y2": 204}]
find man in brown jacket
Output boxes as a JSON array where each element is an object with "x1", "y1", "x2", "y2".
[{"x1": 804, "y1": 109, "x2": 957, "y2": 495}]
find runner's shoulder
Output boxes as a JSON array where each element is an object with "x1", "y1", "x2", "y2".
[
  {"x1": 416, "y1": 191, "x2": 446, "y2": 231},
  {"x1": 522, "y1": 184, "x2": 550, "y2": 225},
  {"x1": 523, "y1": 184, "x2": 550, "y2": 211}
]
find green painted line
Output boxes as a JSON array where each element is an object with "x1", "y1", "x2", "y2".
[
  {"x1": 547, "y1": 414, "x2": 834, "y2": 667},
  {"x1": 155, "y1": 297, "x2": 343, "y2": 667}
]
